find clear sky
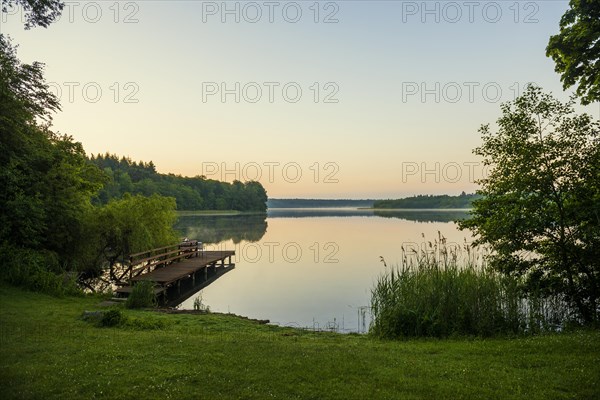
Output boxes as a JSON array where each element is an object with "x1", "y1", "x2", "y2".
[{"x1": 2, "y1": 1, "x2": 598, "y2": 198}]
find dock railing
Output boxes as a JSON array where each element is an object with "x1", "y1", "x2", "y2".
[{"x1": 126, "y1": 240, "x2": 202, "y2": 281}]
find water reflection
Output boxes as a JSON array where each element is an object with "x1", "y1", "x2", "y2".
[
  {"x1": 163, "y1": 264, "x2": 235, "y2": 308},
  {"x1": 175, "y1": 209, "x2": 474, "y2": 332},
  {"x1": 175, "y1": 213, "x2": 267, "y2": 244}
]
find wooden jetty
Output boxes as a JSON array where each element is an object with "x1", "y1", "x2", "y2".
[{"x1": 114, "y1": 240, "x2": 234, "y2": 303}]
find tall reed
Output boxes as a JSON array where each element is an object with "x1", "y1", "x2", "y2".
[{"x1": 370, "y1": 233, "x2": 570, "y2": 338}]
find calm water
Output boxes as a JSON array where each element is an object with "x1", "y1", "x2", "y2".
[{"x1": 175, "y1": 208, "x2": 472, "y2": 333}]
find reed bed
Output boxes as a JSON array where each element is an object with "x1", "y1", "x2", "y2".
[{"x1": 370, "y1": 233, "x2": 571, "y2": 338}]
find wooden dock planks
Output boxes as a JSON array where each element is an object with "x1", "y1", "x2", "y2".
[{"x1": 129, "y1": 250, "x2": 235, "y2": 287}]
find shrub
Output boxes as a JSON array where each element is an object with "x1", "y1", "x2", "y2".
[
  {"x1": 0, "y1": 244, "x2": 81, "y2": 297},
  {"x1": 100, "y1": 309, "x2": 125, "y2": 327},
  {"x1": 125, "y1": 280, "x2": 157, "y2": 309},
  {"x1": 81, "y1": 309, "x2": 126, "y2": 327}
]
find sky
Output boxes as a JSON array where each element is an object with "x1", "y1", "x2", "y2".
[{"x1": 2, "y1": 0, "x2": 598, "y2": 198}]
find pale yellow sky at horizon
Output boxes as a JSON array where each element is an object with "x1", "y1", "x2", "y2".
[{"x1": 3, "y1": 1, "x2": 598, "y2": 198}]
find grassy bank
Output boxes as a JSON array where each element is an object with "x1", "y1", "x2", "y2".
[{"x1": 1, "y1": 284, "x2": 599, "y2": 399}]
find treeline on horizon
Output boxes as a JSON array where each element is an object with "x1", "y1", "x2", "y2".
[
  {"x1": 267, "y1": 199, "x2": 375, "y2": 208},
  {"x1": 374, "y1": 192, "x2": 481, "y2": 209},
  {"x1": 90, "y1": 154, "x2": 267, "y2": 212}
]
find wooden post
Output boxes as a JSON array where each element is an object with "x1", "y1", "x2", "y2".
[{"x1": 128, "y1": 256, "x2": 133, "y2": 281}]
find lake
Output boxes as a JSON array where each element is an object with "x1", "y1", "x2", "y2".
[{"x1": 175, "y1": 208, "x2": 473, "y2": 333}]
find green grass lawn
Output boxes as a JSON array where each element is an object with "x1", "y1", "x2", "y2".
[{"x1": 1, "y1": 284, "x2": 598, "y2": 400}]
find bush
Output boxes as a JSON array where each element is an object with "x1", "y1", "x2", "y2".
[
  {"x1": 125, "y1": 280, "x2": 157, "y2": 309},
  {"x1": 0, "y1": 244, "x2": 81, "y2": 297},
  {"x1": 81, "y1": 309, "x2": 169, "y2": 330},
  {"x1": 100, "y1": 309, "x2": 125, "y2": 327}
]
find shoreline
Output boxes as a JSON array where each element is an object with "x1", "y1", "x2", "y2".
[{"x1": 176, "y1": 210, "x2": 266, "y2": 216}]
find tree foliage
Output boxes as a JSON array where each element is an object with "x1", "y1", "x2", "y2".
[
  {"x1": 1, "y1": 34, "x2": 106, "y2": 267},
  {"x1": 459, "y1": 86, "x2": 600, "y2": 324},
  {"x1": 0, "y1": 32, "x2": 178, "y2": 291},
  {"x1": 1, "y1": 0, "x2": 64, "y2": 29},
  {"x1": 546, "y1": 0, "x2": 600, "y2": 105},
  {"x1": 81, "y1": 194, "x2": 179, "y2": 280},
  {"x1": 0, "y1": 35, "x2": 60, "y2": 126},
  {"x1": 90, "y1": 153, "x2": 268, "y2": 212}
]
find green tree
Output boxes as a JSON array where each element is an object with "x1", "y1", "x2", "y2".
[
  {"x1": 459, "y1": 86, "x2": 600, "y2": 324},
  {"x1": 1, "y1": 0, "x2": 185, "y2": 293},
  {"x1": 1, "y1": 34, "x2": 105, "y2": 265},
  {"x1": 546, "y1": 0, "x2": 600, "y2": 105},
  {"x1": 89, "y1": 153, "x2": 268, "y2": 212},
  {"x1": 40, "y1": 133, "x2": 106, "y2": 266},
  {"x1": 82, "y1": 194, "x2": 178, "y2": 281},
  {"x1": 0, "y1": 28, "x2": 110, "y2": 291},
  {"x1": 0, "y1": 34, "x2": 59, "y2": 129}
]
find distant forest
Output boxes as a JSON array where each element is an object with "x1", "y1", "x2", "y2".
[
  {"x1": 90, "y1": 154, "x2": 268, "y2": 212},
  {"x1": 267, "y1": 199, "x2": 375, "y2": 208},
  {"x1": 373, "y1": 193, "x2": 480, "y2": 209}
]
